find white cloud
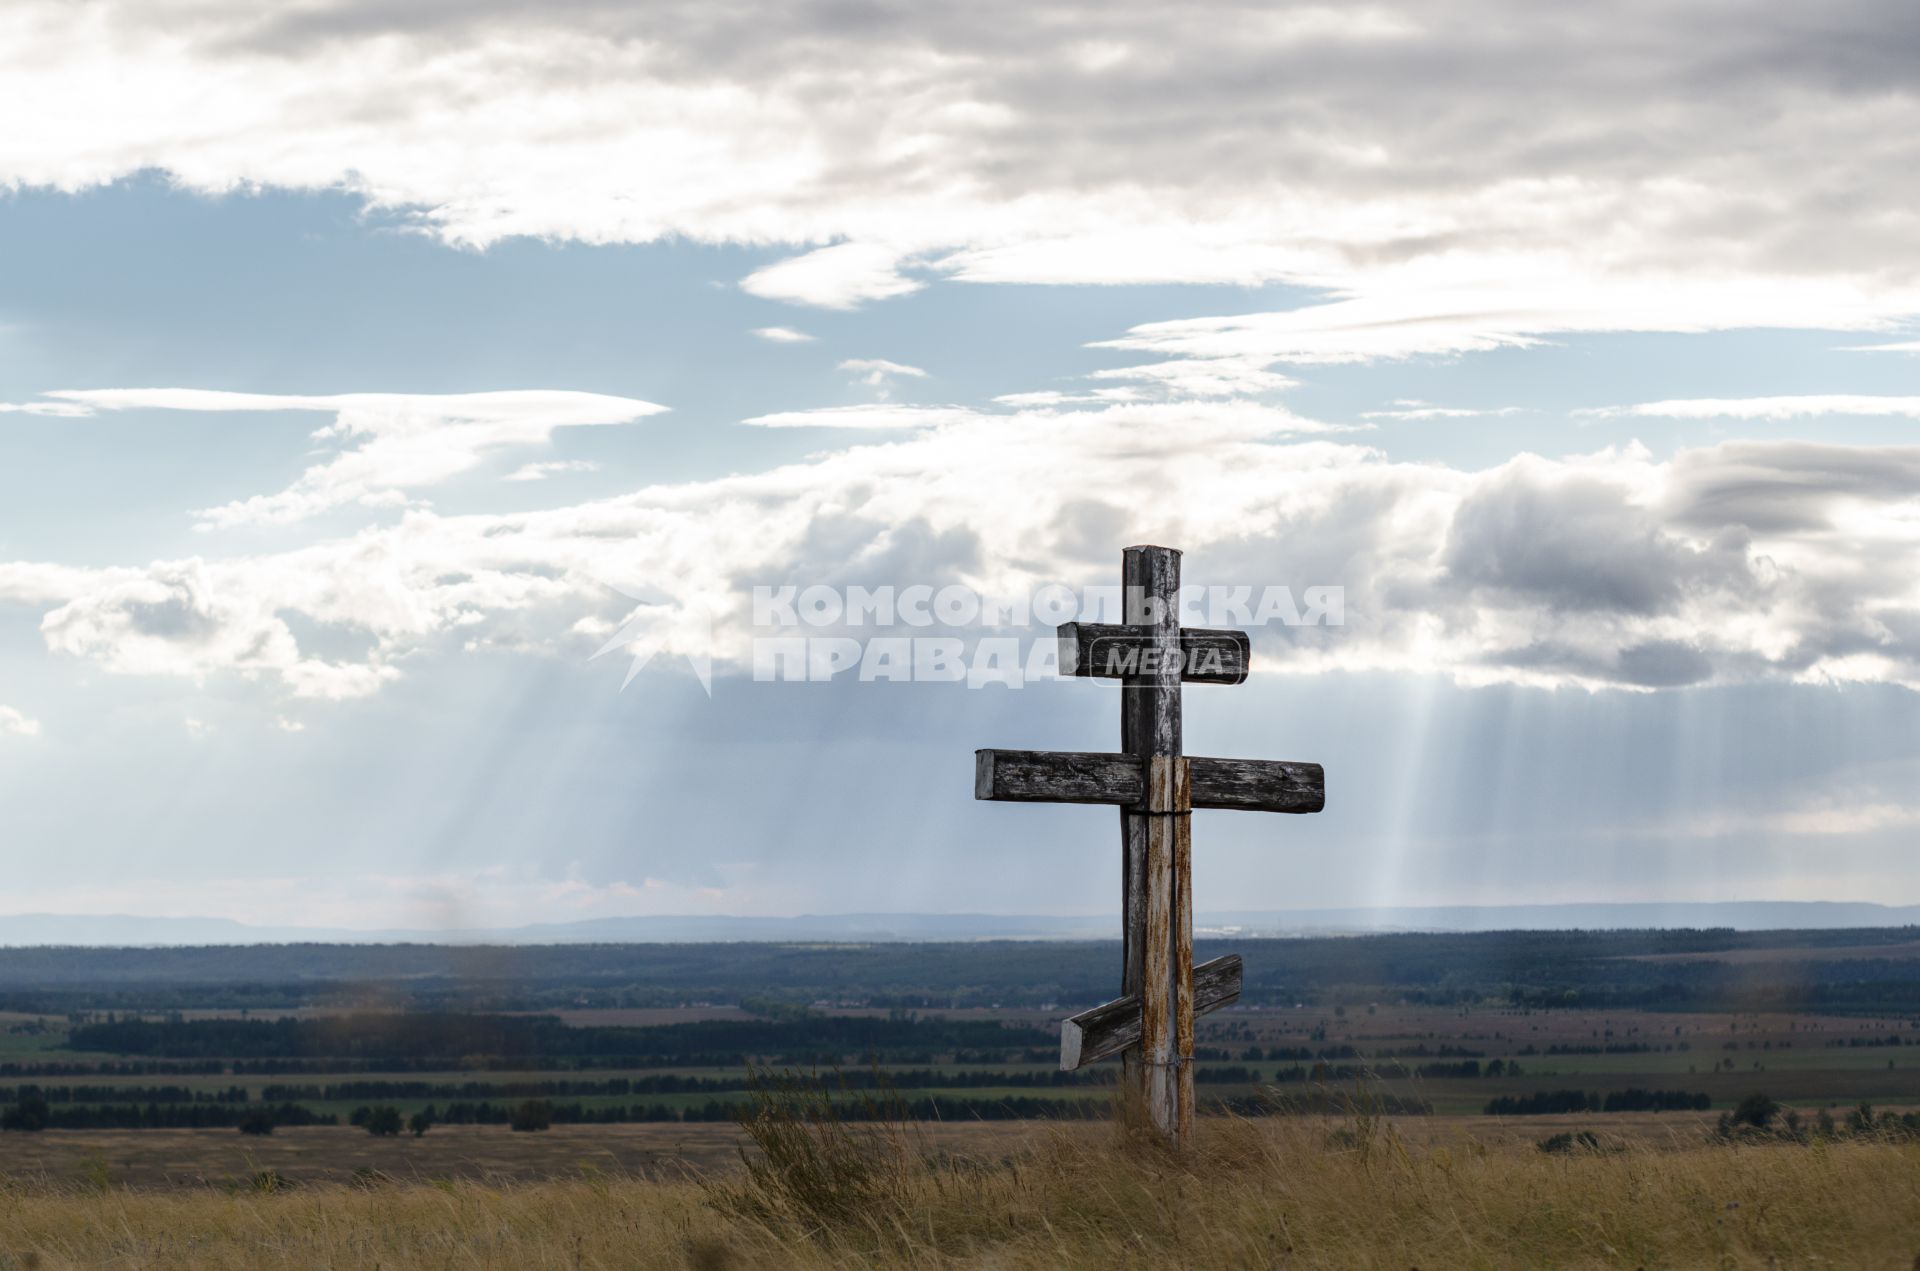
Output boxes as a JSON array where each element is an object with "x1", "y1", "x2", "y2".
[
  {"x1": 1677, "y1": 800, "x2": 1920, "y2": 841},
  {"x1": 31, "y1": 556, "x2": 402, "y2": 700},
  {"x1": 1580, "y1": 395, "x2": 1920, "y2": 422},
  {"x1": 0, "y1": 562, "x2": 125, "y2": 606},
  {"x1": 752, "y1": 326, "x2": 816, "y2": 344},
  {"x1": 1844, "y1": 340, "x2": 1920, "y2": 354},
  {"x1": 0, "y1": 401, "x2": 92, "y2": 417},
  {"x1": 1087, "y1": 358, "x2": 1301, "y2": 398},
  {"x1": 838, "y1": 358, "x2": 928, "y2": 398},
  {"x1": 505, "y1": 459, "x2": 602, "y2": 482},
  {"x1": 0, "y1": 706, "x2": 39, "y2": 737},
  {"x1": 0, "y1": 868, "x2": 776, "y2": 932},
  {"x1": 16, "y1": 395, "x2": 1920, "y2": 701},
  {"x1": 739, "y1": 404, "x2": 982, "y2": 430},
  {"x1": 839, "y1": 358, "x2": 927, "y2": 382},
  {"x1": 1097, "y1": 275, "x2": 1920, "y2": 377},
  {"x1": 7, "y1": 2, "x2": 1918, "y2": 343},
  {"x1": 741, "y1": 245, "x2": 922, "y2": 309},
  {"x1": 43, "y1": 389, "x2": 664, "y2": 528},
  {"x1": 991, "y1": 388, "x2": 1143, "y2": 407},
  {"x1": 1364, "y1": 401, "x2": 1525, "y2": 421}
]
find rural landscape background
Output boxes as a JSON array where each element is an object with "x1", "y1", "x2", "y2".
[
  {"x1": 8, "y1": 0, "x2": 1920, "y2": 1264},
  {"x1": 4, "y1": 925, "x2": 1920, "y2": 1264}
]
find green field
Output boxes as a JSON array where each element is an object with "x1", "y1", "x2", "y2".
[
  {"x1": 7, "y1": 1001, "x2": 1920, "y2": 1132},
  {"x1": 7, "y1": 931, "x2": 1920, "y2": 1167}
]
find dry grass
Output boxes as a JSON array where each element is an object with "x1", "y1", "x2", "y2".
[{"x1": 1, "y1": 1117, "x2": 1918, "y2": 1268}]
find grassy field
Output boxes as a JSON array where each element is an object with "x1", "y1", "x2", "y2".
[
  {"x1": 0, "y1": 1113, "x2": 1778, "y2": 1189},
  {"x1": 0, "y1": 1122, "x2": 1083, "y2": 1188},
  {"x1": 1, "y1": 1116, "x2": 1917, "y2": 1268},
  {"x1": 8, "y1": 933, "x2": 1920, "y2": 1264}
]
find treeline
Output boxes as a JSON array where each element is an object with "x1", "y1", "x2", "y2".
[
  {"x1": 1518, "y1": 1042, "x2": 1689, "y2": 1056},
  {"x1": 243, "y1": 1062, "x2": 1480, "y2": 1100},
  {"x1": 1248, "y1": 1044, "x2": 1487, "y2": 1062},
  {"x1": 0, "y1": 1084, "x2": 248, "y2": 1104},
  {"x1": 1485, "y1": 1088, "x2": 1712, "y2": 1115},
  {"x1": 1218, "y1": 1092, "x2": 1433, "y2": 1116},
  {"x1": 6, "y1": 1101, "x2": 334, "y2": 1130},
  {"x1": 407, "y1": 1096, "x2": 1113, "y2": 1125},
  {"x1": 66, "y1": 1012, "x2": 1054, "y2": 1063},
  {"x1": 261, "y1": 1069, "x2": 1125, "y2": 1102},
  {"x1": 0, "y1": 1060, "x2": 228, "y2": 1078},
  {"x1": 1268, "y1": 1060, "x2": 1519, "y2": 1082}
]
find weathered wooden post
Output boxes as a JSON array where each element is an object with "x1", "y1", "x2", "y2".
[{"x1": 974, "y1": 544, "x2": 1326, "y2": 1146}]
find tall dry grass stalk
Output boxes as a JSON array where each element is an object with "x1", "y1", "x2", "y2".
[{"x1": 1, "y1": 1112, "x2": 1918, "y2": 1268}]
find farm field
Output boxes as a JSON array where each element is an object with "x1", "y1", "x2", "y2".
[
  {"x1": 1, "y1": 925, "x2": 1919, "y2": 1263},
  {"x1": 4, "y1": 933, "x2": 1920, "y2": 1265},
  {"x1": 6, "y1": 998, "x2": 1920, "y2": 1156},
  {"x1": 8, "y1": 930, "x2": 1920, "y2": 1141}
]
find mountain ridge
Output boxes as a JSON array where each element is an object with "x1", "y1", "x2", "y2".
[{"x1": 1, "y1": 900, "x2": 1916, "y2": 946}]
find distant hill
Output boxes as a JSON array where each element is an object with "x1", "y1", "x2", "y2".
[{"x1": 2, "y1": 901, "x2": 1918, "y2": 946}]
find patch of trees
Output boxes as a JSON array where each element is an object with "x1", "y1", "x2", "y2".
[
  {"x1": 1520, "y1": 1042, "x2": 1684, "y2": 1056},
  {"x1": 259, "y1": 1067, "x2": 1116, "y2": 1104},
  {"x1": 1484, "y1": 1088, "x2": 1710, "y2": 1115},
  {"x1": 0, "y1": 1060, "x2": 227, "y2": 1078},
  {"x1": 414, "y1": 1095, "x2": 1110, "y2": 1125},
  {"x1": 0, "y1": 1084, "x2": 248, "y2": 1104},
  {"x1": 0, "y1": 1094, "x2": 333, "y2": 1130},
  {"x1": 1711, "y1": 1096, "x2": 1920, "y2": 1142},
  {"x1": 1192, "y1": 1066, "x2": 1260, "y2": 1084},
  {"x1": 1218, "y1": 1092, "x2": 1433, "y2": 1116},
  {"x1": 1414, "y1": 1060, "x2": 1483, "y2": 1079}
]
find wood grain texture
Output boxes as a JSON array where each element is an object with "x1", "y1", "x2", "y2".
[
  {"x1": 1187, "y1": 757, "x2": 1325, "y2": 814},
  {"x1": 1172, "y1": 807, "x2": 1195, "y2": 1147},
  {"x1": 1121, "y1": 546, "x2": 1183, "y2": 761},
  {"x1": 1124, "y1": 546, "x2": 1182, "y2": 1140},
  {"x1": 1059, "y1": 954, "x2": 1243, "y2": 1070},
  {"x1": 974, "y1": 750, "x2": 1323, "y2": 814},
  {"x1": 1119, "y1": 804, "x2": 1145, "y2": 1093},
  {"x1": 1141, "y1": 808, "x2": 1175, "y2": 1128},
  {"x1": 1057, "y1": 622, "x2": 1252, "y2": 685},
  {"x1": 974, "y1": 749, "x2": 1140, "y2": 805},
  {"x1": 1146, "y1": 756, "x2": 1191, "y2": 814}
]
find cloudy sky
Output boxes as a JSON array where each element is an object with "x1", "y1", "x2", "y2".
[{"x1": 3, "y1": 0, "x2": 1920, "y2": 929}]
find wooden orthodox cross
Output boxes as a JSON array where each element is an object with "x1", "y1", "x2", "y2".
[{"x1": 974, "y1": 545, "x2": 1325, "y2": 1146}]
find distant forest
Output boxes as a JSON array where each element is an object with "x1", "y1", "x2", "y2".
[
  {"x1": 64, "y1": 1012, "x2": 1056, "y2": 1064},
  {"x1": 4, "y1": 926, "x2": 1920, "y2": 1014}
]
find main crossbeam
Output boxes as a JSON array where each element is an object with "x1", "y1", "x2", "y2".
[{"x1": 974, "y1": 748, "x2": 1324, "y2": 813}]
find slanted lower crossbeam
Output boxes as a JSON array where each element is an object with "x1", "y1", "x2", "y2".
[{"x1": 1060, "y1": 953, "x2": 1243, "y2": 1070}]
